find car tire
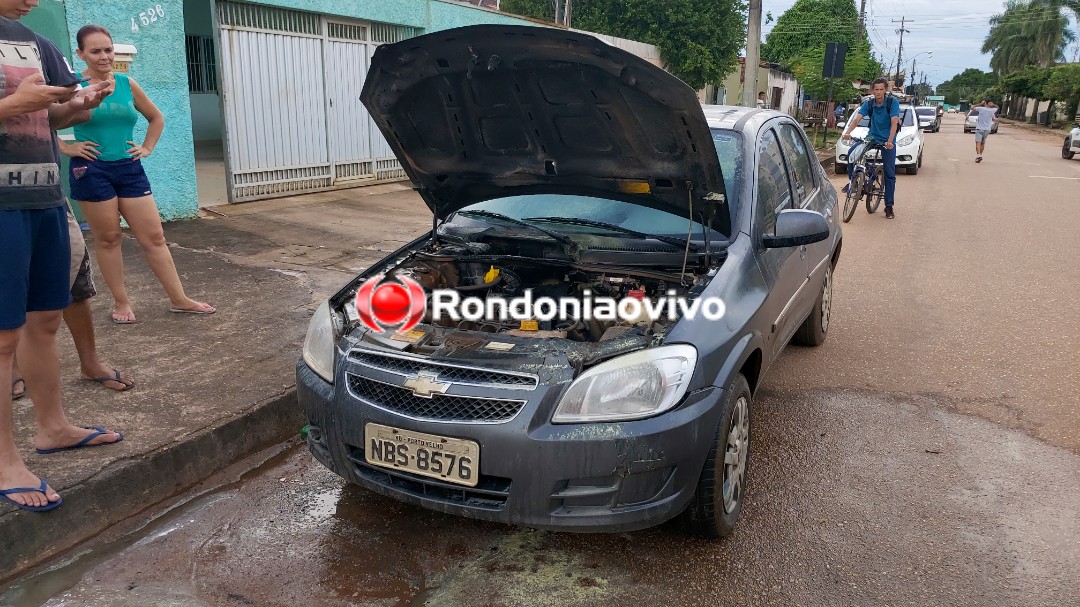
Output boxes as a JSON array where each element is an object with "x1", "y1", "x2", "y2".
[
  {"x1": 794, "y1": 262, "x2": 833, "y2": 347},
  {"x1": 834, "y1": 162, "x2": 847, "y2": 175},
  {"x1": 1063, "y1": 138, "x2": 1075, "y2": 160},
  {"x1": 907, "y1": 161, "x2": 919, "y2": 175},
  {"x1": 681, "y1": 373, "x2": 752, "y2": 539}
]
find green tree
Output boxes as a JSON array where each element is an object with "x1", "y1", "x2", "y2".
[
  {"x1": 1044, "y1": 63, "x2": 1080, "y2": 122},
  {"x1": 789, "y1": 44, "x2": 880, "y2": 102},
  {"x1": 982, "y1": 0, "x2": 1074, "y2": 74},
  {"x1": 936, "y1": 69, "x2": 998, "y2": 105},
  {"x1": 761, "y1": 0, "x2": 869, "y2": 69},
  {"x1": 982, "y1": 0, "x2": 1075, "y2": 124},
  {"x1": 501, "y1": 0, "x2": 748, "y2": 90}
]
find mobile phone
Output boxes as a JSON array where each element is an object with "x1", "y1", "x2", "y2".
[{"x1": 57, "y1": 75, "x2": 92, "y2": 87}]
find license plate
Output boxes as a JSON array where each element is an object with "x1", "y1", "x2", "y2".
[{"x1": 364, "y1": 423, "x2": 480, "y2": 487}]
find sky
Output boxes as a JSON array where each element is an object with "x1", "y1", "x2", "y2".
[{"x1": 761, "y1": 0, "x2": 1080, "y2": 88}]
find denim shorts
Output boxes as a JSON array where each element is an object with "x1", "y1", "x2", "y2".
[
  {"x1": 69, "y1": 157, "x2": 153, "y2": 202},
  {"x1": 0, "y1": 206, "x2": 72, "y2": 330},
  {"x1": 65, "y1": 208, "x2": 96, "y2": 302}
]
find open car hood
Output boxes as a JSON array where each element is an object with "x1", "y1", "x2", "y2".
[{"x1": 360, "y1": 25, "x2": 730, "y2": 237}]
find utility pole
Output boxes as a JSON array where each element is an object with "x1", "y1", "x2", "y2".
[
  {"x1": 743, "y1": 0, "x2": 762, "y2": 108},
  {"x1": 553, "y1": 0, "x2": 571, "y2": 26},
  {"x1": 855, "y1": 0, "x2": 867, "y2": 47},
  {"x1": 893, "y1": 17, "x2": 911, "y2": 88}
]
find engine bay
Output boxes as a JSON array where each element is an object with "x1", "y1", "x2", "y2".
[{"x1": 340, "y1": 241, "x2": 718, "y2": 347}]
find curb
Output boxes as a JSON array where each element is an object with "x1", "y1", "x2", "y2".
[{"x1": 0, "y1": 388, "x2": 305, "y2": 583}]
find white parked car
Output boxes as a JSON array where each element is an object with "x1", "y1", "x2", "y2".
[
  {"x1": 1064, "y1": 123, "x2": 1080, "y2": 160},
  {"x1": 835, "y1": 102, "x2": 925, "y2": 175}
]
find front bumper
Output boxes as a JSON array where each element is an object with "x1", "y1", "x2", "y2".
[{"x1": 296, "y1": 354, "x2": 725, "y2": 533}]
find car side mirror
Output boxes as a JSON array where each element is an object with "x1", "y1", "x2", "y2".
[{"x1": 762, "y1": 209, "x2": 830, "y2": 248}]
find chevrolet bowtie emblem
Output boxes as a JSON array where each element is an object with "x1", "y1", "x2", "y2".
[{"x1": 403, "y1": 372, "x2": 450, "y2": 398}]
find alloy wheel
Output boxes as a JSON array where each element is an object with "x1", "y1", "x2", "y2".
[
  {"x1": 820, "y1": 265, "x2": 832, "y2": 333},
  {"x1": 722, "y1": 396, "x2": 750, "y2": 514}
]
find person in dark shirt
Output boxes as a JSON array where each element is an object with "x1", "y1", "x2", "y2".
[
  {"x1": 10, "y1": 33, "x2": 133, "y2": 402},
  {"x1": 0, "y1": 6, "x2": 117, "y2": 513}
]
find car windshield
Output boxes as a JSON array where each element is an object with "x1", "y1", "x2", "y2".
[
  {"x1": 447, "y1": 130, "x2": 744, "y2": 243},
  {"x1": 916, "y1": 108, "x2": 936, "y2": 116},
  {"x1": 857, "y1": 106, "x2": 915, "y2": 128}
]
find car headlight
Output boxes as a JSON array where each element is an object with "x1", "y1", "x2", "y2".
[
  {"x1": 552, "y1": 345, "x2": 697, "y2": 423},
  {"x1": 897, "y1": 134, "x2": 915, "y2": 146},
  {"x1": 302, "y1": 299, "x2": 337, "y2": 383}
]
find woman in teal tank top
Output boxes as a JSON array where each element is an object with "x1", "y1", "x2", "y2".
[{"x1": 70, "y1": 25, "x2": 214, "y2": 324}]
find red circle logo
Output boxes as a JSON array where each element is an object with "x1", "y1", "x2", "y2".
[{"x1": 355, "y1": 274, "x2": 427, "y2": 333}]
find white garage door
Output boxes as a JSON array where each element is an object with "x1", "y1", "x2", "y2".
[{"x1": 217, "y1": 1, "x2": 410, "y2": 202}]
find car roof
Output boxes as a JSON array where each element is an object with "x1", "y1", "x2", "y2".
[{"x1": 701, "y1": 105, "x2": 761, "y2": 130}]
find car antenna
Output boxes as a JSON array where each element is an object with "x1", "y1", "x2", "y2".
[{"x1": 680, "y1": 182, "x2": 693, "y2": 285}]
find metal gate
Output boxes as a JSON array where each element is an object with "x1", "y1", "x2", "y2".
[{"x1": 217, "y1": 2, "x2": 411, "y2": 202}]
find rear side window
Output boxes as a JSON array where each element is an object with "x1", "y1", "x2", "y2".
[
  {"x1": 776, "y1": 123, "x2": 816, "y2": 205},
  {"x1": 755, "y1": 129, "x2": 793, "y2": 235}
]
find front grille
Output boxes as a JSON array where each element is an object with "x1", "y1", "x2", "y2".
[
  {"x1": 347, "y1": 445, "x2": 511, "y2": 510},
  {"x1": 348, "y1": 350, "x2": 538, "y2": 389},
  {"x1": 347, "y1": 375, "x2": 526, "y2": 423}
]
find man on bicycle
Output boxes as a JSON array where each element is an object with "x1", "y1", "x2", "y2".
[{"x1": 841, "y1": 78, "x2": 900, "y2": 219}]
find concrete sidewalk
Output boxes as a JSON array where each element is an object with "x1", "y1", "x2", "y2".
[{"x1": 1, "y1": 182, "x2": 435, "y2": 581}]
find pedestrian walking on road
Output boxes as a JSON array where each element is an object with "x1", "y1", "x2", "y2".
[
  {"x1": 841, "y1": 78, "x2": 900, "y2": 219},
  {"x1": 972, "y1": 100, "x2": 998, "y2": 163},
  {"x1": 70, "y1": 25, "x2": 214, "y2": 325},
  {"x1": 1, "y1": 1, "x2": 122, "y2": 513}
]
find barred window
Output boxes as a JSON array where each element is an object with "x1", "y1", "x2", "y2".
[{"x1": 186, "y1": 35, "x2": 218, "y2": 93}]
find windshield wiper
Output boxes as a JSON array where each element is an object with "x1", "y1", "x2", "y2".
[
  {"x1": 455, "y1": 210, "x2": 576, "y2": 247},
  {"x1": 524, "y1": 216, "x2": 700, "y2": 252}
]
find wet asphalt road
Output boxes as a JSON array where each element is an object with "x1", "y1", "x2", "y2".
[{"x1": 5, "y1": 114, "x2": 1080, "y2": 606}]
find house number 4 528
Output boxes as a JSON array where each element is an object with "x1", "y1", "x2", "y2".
[{"x1": 131, "y1": 5, "x2": 165, "y2": 31}]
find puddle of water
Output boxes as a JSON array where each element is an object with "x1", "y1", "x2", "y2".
[{"x1": 0, "y1": 445, "x2": 299, "y2": 607}]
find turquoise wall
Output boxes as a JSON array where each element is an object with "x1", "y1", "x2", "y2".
[
  {"x1": 427, "y1": 1, "x2": 540, "y2": 30},
  {"x1": 64, "y1": 0, "x2": 199, "y2": 220},
  {"x1": 238, "y1": 0, "x2": 538, "y2": 32}
]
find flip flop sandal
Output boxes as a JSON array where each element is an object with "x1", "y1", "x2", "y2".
[
  {"x1": 11, "y1": 378, "x2": 26, "y2": 400},
  {"x1": 35, "y1": 426, "x2": 124, "y2": 455},
  {"x1": 169, "y1": 306, "x2": 216, "y2": 315},
  {"x1": 83, "y1": 370, "x2": 134, "y2": 392},
  {"x1": 0, "y1": 480, "x2": 63, "y2": 512},
  {"x1": 111, "y1": 314, "x2": 137, "y2": 324}
]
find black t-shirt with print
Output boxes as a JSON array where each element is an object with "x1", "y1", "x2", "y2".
[{"x1": 0, "y1": 17, "x2": 73, "y2": 210}]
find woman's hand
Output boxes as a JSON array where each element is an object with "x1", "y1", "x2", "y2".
[
  {"x1": 60, "y1": 140, "x2": 101, "y2": 161},
  {"x1": 126, "y1": 141, "x2": 152, "y2": 160}
]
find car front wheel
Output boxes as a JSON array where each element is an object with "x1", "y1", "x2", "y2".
[
  {"x1": 681, "y1": 374, "x2": 752, "y2": 538},
  {"x1": 1064, "y1": 138, "x2": 1076, "y2": 160}
]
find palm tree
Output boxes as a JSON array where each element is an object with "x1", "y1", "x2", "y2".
[{"x1": 983, "y1": 0, "x2": 1075, "y2": 123}]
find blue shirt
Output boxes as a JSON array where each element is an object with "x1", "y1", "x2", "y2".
[{"x1": 859, "y1": 96, "x2": 900, "y2": 143}]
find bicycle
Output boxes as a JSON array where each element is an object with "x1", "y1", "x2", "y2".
[{"x1": 841, "y1": 137, "x2": 886, "y2": 223}]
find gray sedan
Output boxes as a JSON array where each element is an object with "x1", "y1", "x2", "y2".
[{"x1": 298, "y1": 25, "x2": 841, "y2": 538}]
